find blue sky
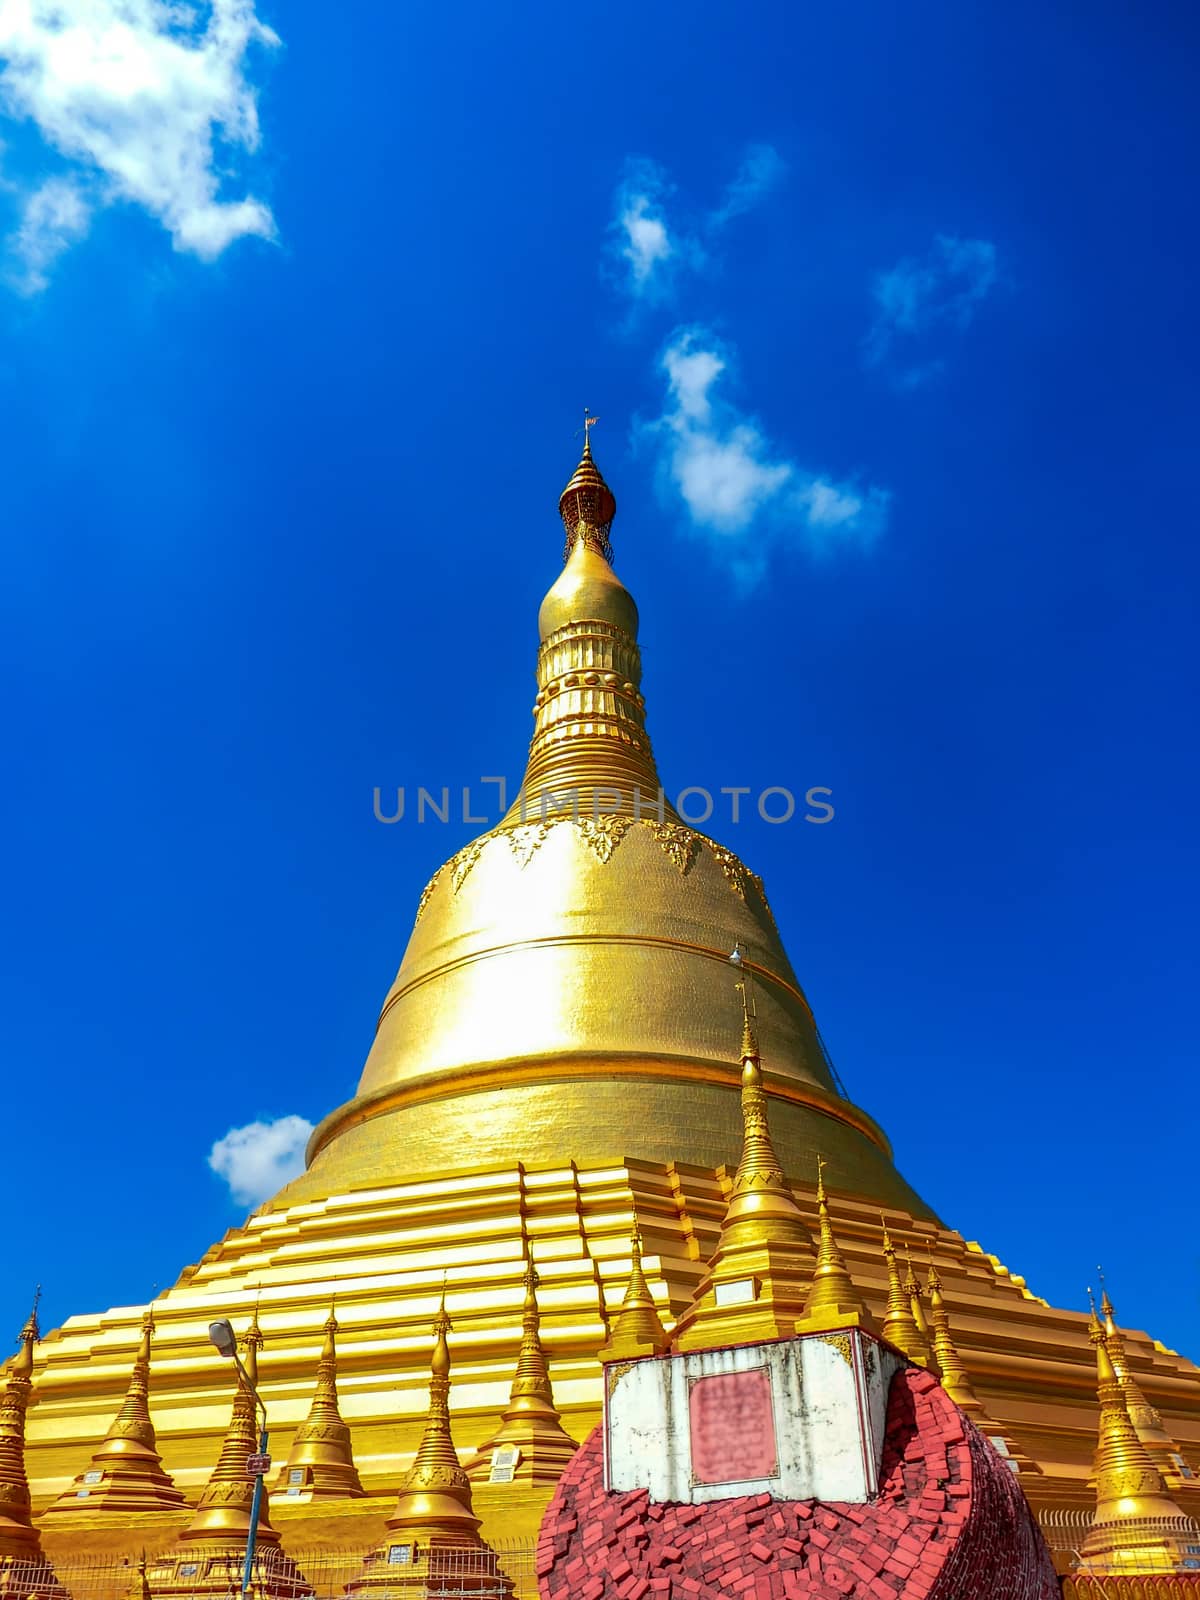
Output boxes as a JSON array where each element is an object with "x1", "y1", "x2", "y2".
[{"x1": 2, "y1": 1, "x2": 1198, "y2": 1364}]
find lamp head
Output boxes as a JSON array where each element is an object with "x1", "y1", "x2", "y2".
[{"x1": 208, "y1": 1319, "x2": 237, "y2": 1359}]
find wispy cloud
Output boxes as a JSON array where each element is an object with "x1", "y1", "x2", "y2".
[
  {"x1": 608, "y1": 157, "x2": 695, "y2": 304},
  {"x1": 639, "y1": 328, "x2": 888, "y2": 586},
  {"x1": 208, "y1": 1113, "x2": 312, "y2": 1206},
  {"x1": 865, "y1": 233, "x2": 999, "y2": 384},
  {"x1": 708, "y1": 143, "x2": 786, "y2": 228},
  {"x1": 0, "y1": 0, "x2": 279, "y2": 293},
  {"x1": 608, "y1": 144, "x2": 784, "y2": 304}
]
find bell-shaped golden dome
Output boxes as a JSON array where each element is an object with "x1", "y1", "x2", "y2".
[{"x1": 295, "y1": 441, "x2": 932, "y2": 1222}]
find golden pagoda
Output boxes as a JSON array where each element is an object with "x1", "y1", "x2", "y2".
[
  {"x1": 464, "y1": 1261, "x2": 577, "y2": 1487},
  {"x1": 596, "y1": 1229, "x2": 671, "y2": 1362},
  {"x1": 144, "y1": 1315, "x2": 311, "y2": 1599},
  {"x1": 1077, "y1": 1300, "x2": 1199, "y2": 1574},
  {"x1": 346, "y1": 1297, "x2": 513, "y2": 1599},
  {"x1": 671, "y1": 980, "x2": 815, "y2": 1351},
  {"x1": 880, "y1": 1220, "x2": 933, "y2": 1366},
  {"x1": 17, "y1": 438, "x2": 1200, "y2": 1578},
  {"x1": 45, "y1": 1311, "x2": 184, "y2": 1517},
  {"x1": 1100, "y1": 1278, "x2": 1196, "y2": 1491},
  {"x1": 0, "y1": 1298, "x2": 67, "y2": 1600},
  {"x1": 793, "y1": 1157, "x2": 875, "y2": 1334},
  {"x1": 271, "y1": 1309, "x2": 363, "y2": 1503}
]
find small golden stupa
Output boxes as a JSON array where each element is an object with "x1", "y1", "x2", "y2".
[
  {"x1": 143, "y1": 1315, "x2": 310, "y2": 1599},
  {"x1": 464, "y1": 1262, "x2": 577, "y2": 1487},
  {"x1": 346, "y1": 1297, "x2": 513, "y2": 1599},
  {"x1": 1077, "y1": 1298, "x2": 1198, "y2": 1574},
  {"x1": 0, "y1": 1299, "x2": 68, "y2": 1600},
  {"x1": 272, "y1": 1309, "x2": 363, "y2": 1503},
  {"x1": 44, "y1": 1311, "x2": 184, "y2": 1517}
]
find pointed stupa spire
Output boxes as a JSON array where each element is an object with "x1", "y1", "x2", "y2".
[
  {"x1": 177, "y1": 1312, "x2": 280, "y2": 1548},
  {"x1": 47, "y1": 1307, "x2": 186, "y2": 1515},
  {"x1": 345, "y1": 1294, "x2": 514, "y2": 1600},
  {"x1": 925, "y1": 1262, "x2": 1039, "y2": 1475},
  {"x1": 558, "y1": 415, "x2": 616, "y2": 563},
  {"x1": 0, "y1": 1292, "x2": 42, "y2": 1559},
  {"x1": 466, "y1": 1257, "x2": 578, "y2": 1484},
  {"x1": 926, "y1": 1263, "x2": 984, "y2": 1414},
  {"x1": 880, "y1": 1220, "x2": 933, "y2": 1366},
  {"x1": 273, "y1": 1307, "x2": 363, "y2": 1501},
  {"x1": 796, "y1": 1157, "x2": 876, "y2": 1333},
  {"x1": 1098, "y1": 1271, "x2": 1194, "y2": 1488},
  {"x1": 904, "y1": 1248, "x2": 937, "y2": 1372},
  {"x1": 501, "y1": 435, "x2": 677, "y2": 827},
  {"x1": 146, "y1": 1314, "x2": 314, "y2": 1600},
  {"x1": 1079, "y1": 1292, "x2": 1197, "y2": 1573},
  {"x1": 672, "y1": 969, "x2": 815, "y2": 1351},
  {"x1": 598, "y1": 1227, "x2": 671, "y2": 1361},
  {"x1": 388, "y1": 1291, "x2": 477, "y2": 1537}
]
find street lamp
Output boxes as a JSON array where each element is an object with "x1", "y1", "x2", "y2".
[{"x1": 208, "y1": 1319, "x2": 270, "y2": 1597}]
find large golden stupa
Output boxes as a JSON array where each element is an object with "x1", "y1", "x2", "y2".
[{"x1": 16, "y1": 441, "x2": 1200, "y2": 1576}]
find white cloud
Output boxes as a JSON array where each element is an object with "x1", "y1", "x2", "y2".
[
  {"x1": 609, "y1": 144, "x2": 784, "y2": 305},
  {"x1": 10, "y1": 175, "x2": 90, "y2": 292},
  {"x1": 208, "y1": 1114, "x2": 313, "y2": 1206},
  {"x1": 0, "y1": 0, "x2": 279, "y2": 290},
  {"x1": 610, "y1": 158, "x2": 689, "y2": 302},
  {"x1": 642, "y1": 329, "x2": 888, "y2": 585},
  {"x1": 708, "y1": 142, "x2": 786, "y2": 228},
  {"x1": 865, "y1": 233, "x2": 999, "y2": 381}
]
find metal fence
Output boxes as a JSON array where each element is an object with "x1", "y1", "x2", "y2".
[{"x1": 0, "y1": 1542, "x2": 539, "y2": 1600}]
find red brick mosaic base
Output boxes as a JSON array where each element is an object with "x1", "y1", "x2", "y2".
[{"x1": 536, "y1": 1367, "x2": 1059, "y2": 1600}]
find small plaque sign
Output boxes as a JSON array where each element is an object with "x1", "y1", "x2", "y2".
[
  {"x1": 246, "y1": 1453, "x2": 272, "y2": 1477},
  {"x1": 387, "y1": 1545, "x2": 415, "y2": 1566},
  {"x1": 688, "y1": 1367, "x2": 778, "y2": 1486},
  {"x1": 488, "y1": 1445, "x2": 521, "y2": 1484},
  {"x1": 177, "y1": 1564, "x2": 199, "y2": 1579},
  {"x1": 75, "y1": 1489, "x2": 89, "y2": 1499},
  {"x1": 713, "y1": 1278, "x2": 757, "y2": 1308},
  {"x1": 82, "y1": 1470, "x2": 103, "y2": 1485},
  {"x1": 288, "y1": 1468, "x2": 305, "y2": 1485}
]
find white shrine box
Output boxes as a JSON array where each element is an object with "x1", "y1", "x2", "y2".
[{"x1": 603, "y1": 1328, "x2": 903, "y2": 1506}]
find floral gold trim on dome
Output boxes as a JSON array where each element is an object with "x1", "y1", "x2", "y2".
[
  {"x1": 414, "y1": 815, "x2": 775, "y2": 924},
  {"x1": 576, "y1": 813, "x2": 635, "y2": 863}
]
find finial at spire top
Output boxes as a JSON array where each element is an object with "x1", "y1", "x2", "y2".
[
  {"x1": 731, "y1": 944, "x2": 759, "y2": 1063},
  {"x1": 559, "y1": 425, "x2": 616, "y2": 564}
]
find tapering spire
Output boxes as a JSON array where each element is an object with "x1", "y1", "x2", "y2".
[
  {"x1": 146, "y1": 1312, "x2": 315, "y2": 1600},
  {"x1": 796, "y1": 1158, "x2": 876, "y2": 1333},
  {"x1": 387, "y1": 1292, "x2": 478, "y2": 1536},
  {"x1": 558, "y1": 424, "x2": 616, "y2": 563},
  {"x1": 466, "y1": 1258, "x2": 578, "y2": 1484},
  {"x1": 1079, "y1": 1293, "x2": 1196, "y2": 1573},
  {"x1": 598, "y1": 1228, "x2": 671, "y2": 1361},
  {"x1": 346, "y1": 1295, "x2": 514, "y2": 1597},
  {"x1": 0, "y1": 1293, "x2": 42, "y2": 1558},
  {"x1": 273, "y1": 1307, "x2": 364, "y2": 1501},
  {"x1": 178, "y1": 1314, "x2": 280, "y2": 1547},
  {"x1": 904, "y1": 1249, "x2": 937, "y2": 1372},
  {"x1": 880, "y1": 1220, "x2": 933, "y2": 1366},
  {"x1": 926, "y1": 1264, "x2": 983, "y2": 1414},
  {"x1": 672, "y1": 984, "x2": 814, "y2": 1351},
  {"x1": 501, "y1": 440, "x2": 676, "y2": 827},
  {"x1": 1098, "y1": 1274, "x2": 1194, "y2": 1487},
  {"x1": 47, "y1": 1307, "x2": 185, "y2": 1515}
]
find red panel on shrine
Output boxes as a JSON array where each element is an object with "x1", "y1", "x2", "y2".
[{"x1": 687, "y1": 1368, "x2": 778, "y2": 1486}]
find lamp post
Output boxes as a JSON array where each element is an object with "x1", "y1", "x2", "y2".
[{"x1": 209, "y1": 1319, "x2": 269, "y2": 1597}]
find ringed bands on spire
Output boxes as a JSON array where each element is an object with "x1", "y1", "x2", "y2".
[{"x1": 559, "y1": 439, "x2": 616, "y2": 564}]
